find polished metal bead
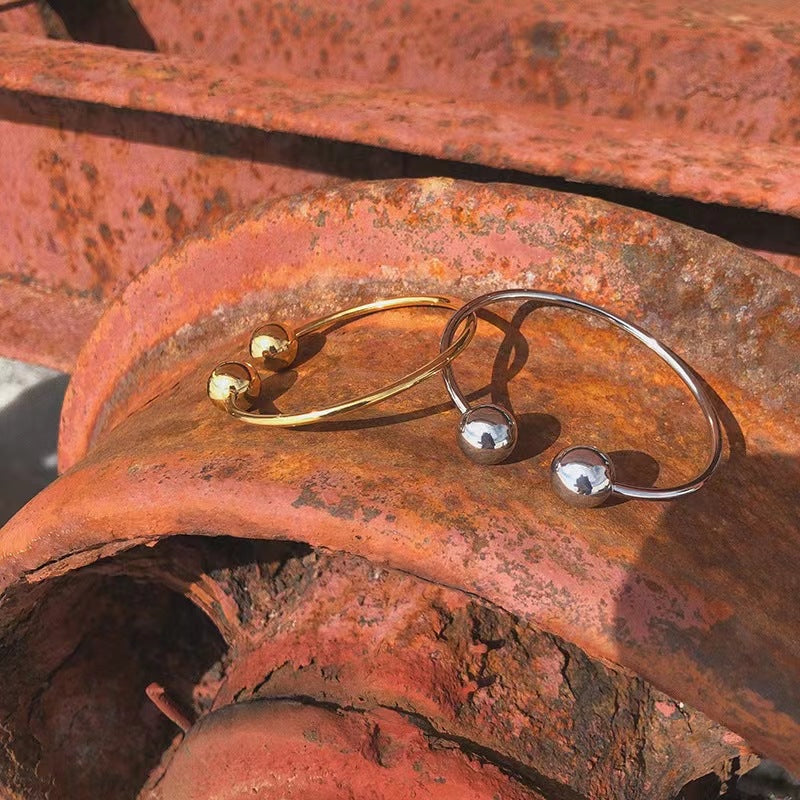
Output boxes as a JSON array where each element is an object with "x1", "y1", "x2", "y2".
[
  {"x1": 250, "y1": 322, "x2": 298, "y2": 370},
  {"x1": 457, "y1": 404, "x2": 518, "y2": 465},
  {"x1": 550, "y1": 446, "x2": 615, "y2": 508},
  {"x1": 207, "y1": 361, "x2": 262, "y2": 410}
]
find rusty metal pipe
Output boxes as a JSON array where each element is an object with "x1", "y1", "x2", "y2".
[{"x1": 0, "y1": 178, "x2": 797, "y2": 795}]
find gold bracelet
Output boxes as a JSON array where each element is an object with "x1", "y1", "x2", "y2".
[{"x1": 207, "y1": 296, "x2": 476, "y2": 426}]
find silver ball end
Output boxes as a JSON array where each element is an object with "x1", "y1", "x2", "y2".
[
  {"x1": 550, "y1": 445, "x2": 615, "y2": 508},
  {"x1": 457, "y1": 404, "x2": 518, "y2": 465}
]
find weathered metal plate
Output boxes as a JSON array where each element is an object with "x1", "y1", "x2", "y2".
[
  {"x1": 0, "y1": 4, "x2": 45, "y2": 37},
  {"x1": 134, "y1": 0, "x2": 800, "y2": 147},
  {"x1": 150, "y1": 701, "x2": 544, "y2": 800},
  {"x1": 2, "y1": 179, "x2": 799, "y2": 773},
  {"x1": 0, "y1": 83, "x2": 400, "y2": 369}
]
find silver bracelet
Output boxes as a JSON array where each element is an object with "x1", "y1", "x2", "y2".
[{"x1": 440, "y1": 290, "x2": 723, "y2": 507}]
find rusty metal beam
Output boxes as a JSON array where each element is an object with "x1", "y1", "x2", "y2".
[
  {"x1": 0, "y1": 80, "x2": 402, "y2": 369},
  {"x1": 2, "y1": 34, "x2": 797, "y2": 219},
  {"x1": 132, "y1": 0, "x2": 800, "y2": 148}
]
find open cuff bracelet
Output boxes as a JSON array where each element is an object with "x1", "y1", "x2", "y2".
[
  {"x1": 207, "y1": 295, "x2": 476, "y2": 427},
  {"x1": 439, "y1": 289, "x2": 723, "y2": 507}
]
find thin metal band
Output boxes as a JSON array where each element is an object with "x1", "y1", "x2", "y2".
[
  {"x1": 440, "y1": 290, "x2": 722, "y2": 500},
  {"x1": 224, "y1": 296, "x2": 476, "y2": 426}
]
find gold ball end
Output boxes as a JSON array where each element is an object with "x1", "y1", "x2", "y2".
[
  {"x1": 250, "y1": 322, "x2": 298, "y2": 370},
  {"x1": 207, "y1": 361, "x2": 261, "y2": 410}
]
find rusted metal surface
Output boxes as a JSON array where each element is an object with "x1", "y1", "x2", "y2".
[
  {"x1": 201, "y1": 549, "x2": 749, "y2": 800},
  {"x1": 0, "y1": 179, "x2": 793, "y2": 779},
  {"x1": 134, "y1": 0, "x2": 800, "y2": 148},
  {"x1": 0, "y1": 536, "x2": 749, "y2": 799},
  {"x1": 58, "y1": 179, "x2": 800, "y2": 474},
  {"x1": 0, "y1": 89, "x2": 342, "y2": 300},
  {"x1": 145, "y1": 684, "x2": 192, "y2": 734},
  {"x1": 0, "y1": 280, "x2": 99, "y2": 373},
  {"x1": 0, "y1": 560, "x2": 227, "y2": 798},
  {"x1": 148, "y1": 701, "x2": 542, "y2": 800},
  {"x1": 2, "y1": 9, "x2": 799, "y2": 367},
  {"x1": 0, "y1": 4, "x2": 796, "y2": 794},
  {"x1": 0, "y1": 2, "x2": 45, "y2": 36},
  {"x1": 0, "y1": 82, "x2": 400, "y2": 370},
  {"x1": 3, "y1": 34, "x2": 797, "y2": 219}
]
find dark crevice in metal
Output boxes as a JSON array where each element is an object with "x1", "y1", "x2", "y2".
[
  {"x1": 0, "y1": 0, "x2": 36, "y2": 12},
  {"x1": 0, "y1": 89, "x2": 797, "y2": 266},
  {"x1": 403, "y1": 156, "x2": 800, "y2": 261},
  {"x1": 0, "y1": 571, "x2": 227, "y2": 798},
  {"x1": 42, "y1": 0, "x2": 156, "y2": 51}
]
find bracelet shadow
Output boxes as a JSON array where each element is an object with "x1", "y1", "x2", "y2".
[
  {"x1": 485, "y1": 300, "x2": 561, "y2": 464},
  {"x1": 256, "y1": 309, "x2": 547, "y2": 442}
]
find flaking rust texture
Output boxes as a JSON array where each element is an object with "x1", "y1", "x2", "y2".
[
  {"x1": 150, "y1": 702, "x2": 542, "y2": 800},
  {"x1": 0, "y1": 180, "x2": 795, "y2": 786},
  {"x1": 0, "y1": 3, "x2": 797, "y2": 796},
  {"x1": 0, "y1": 4, "x2": 45, "y2": 37},
  {"x1": 0, "y1": 86, "x2": 400, "y2": 370},
  {"x1": 203, "y1": 549, "x2": 748, "y2": 800},
  {"x1": 3, "y1": 33, "x2": 797, "y2": 218},
  {"x1": 0, "y1": 538, "x2": 749, "y2": 799},
  {"x1": 59, "y1": 179, "x2": 799, "y2": 472}
]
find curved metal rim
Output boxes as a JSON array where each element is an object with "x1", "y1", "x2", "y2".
[
  {"x1": 221, "y1": 296, "x2": 476, "y2": 426},
  {"x1": 440, "y1": 289, "x2": 723, "y2": 500}
]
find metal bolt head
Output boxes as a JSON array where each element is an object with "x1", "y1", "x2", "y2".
[
  {"x1": 550, "y1": 445, "x2": 615, "y2": 508},
  {"x1": 457, "y1": 404, "x2": 518, "y2": 465},
  {"x1": 207, "y1": 361, "x2": 261, "y2": 410},
  {"x1": 250, "y1": 322, "x2": 298, "y2": 370}
]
